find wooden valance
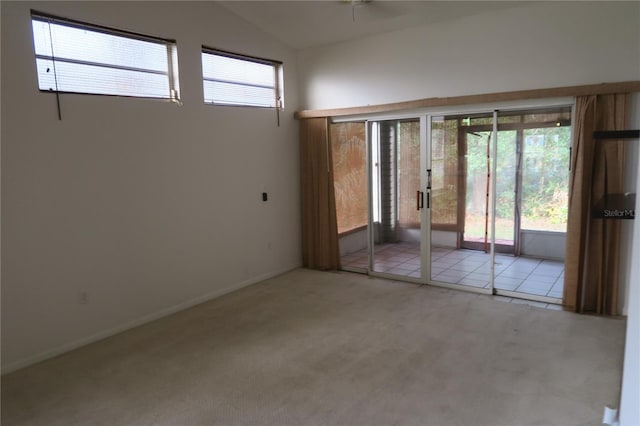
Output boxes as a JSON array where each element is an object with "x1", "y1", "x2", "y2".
[{"x1": 294, "y1": 81, "x2": 640, "y2": 119}]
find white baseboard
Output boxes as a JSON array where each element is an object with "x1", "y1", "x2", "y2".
[{"x1": 1, "y1": 264, "x2": 301, "y2": 375}]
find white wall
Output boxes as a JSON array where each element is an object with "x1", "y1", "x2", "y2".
[
  {"x1": 520, "y1": 231, "x2": 566, "y2": 261},
  {"x1": 298, "y1": 1, "x2": 640, "y2": 110},
  {"x1": 620, "y1": 100, "x2": 639, "y2": 315},
  {"x1": 338, "y1": 228, "x2": 368, "y2": 257},
  {"x1": 431, "y1": 230, "x2": 456, "y2": 248},
  {"x1": 619, "y1": 93, "x2": 640, "y2": 426},
  {"x1": 1, "y1": 1, "x2": 301, "y2": 372}
]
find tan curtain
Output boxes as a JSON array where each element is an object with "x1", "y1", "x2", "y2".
[
  {"x1": 564, "y1": 94, "x2": 628, "y2": 315},
  {"x1": 300, "y1": 117, "x2": 340, "y2": 270}
]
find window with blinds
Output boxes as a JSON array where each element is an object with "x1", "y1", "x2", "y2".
[
  {"x1": 201, "y1": 47, "x2": 283, "y2": 108},
  {"x1": 31, "y1": 12, "x2": 180, "y2": 100}
]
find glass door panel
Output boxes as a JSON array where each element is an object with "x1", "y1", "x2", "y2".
[
  {"x1": 462, "y1": 130, "x2": 491, "y2": 251},
  {"x1": 370, "y1": 119, "x2": 422, "y2": 279},
  {"x1": 494, "y1": 107, "x2": 571, "y2": 301},
  {"x1": 456, "y1": 115, "x2": 517, "y2": 254},
  {"x1": 494, "y1": 130, "x2": 518, "y2": 253},
  {"x1": 429, "y1": 114, "x2": 493, "y2": 290}
]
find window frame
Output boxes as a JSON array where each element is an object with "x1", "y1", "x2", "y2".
[
  {"x1": 30, "y1": 10, "x2": 180, "y2": 101},
  {"x1": 201, "y1": 46, "x2": 283, "y2": 109}
]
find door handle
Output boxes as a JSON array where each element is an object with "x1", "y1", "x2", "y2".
[{"x1": 416, "y1": 190, "x2": 424, "y2": 210}]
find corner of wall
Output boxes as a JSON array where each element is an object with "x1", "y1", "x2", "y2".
[{"x1": 619, "y1": 92, "x2": 640, "y2": 426}]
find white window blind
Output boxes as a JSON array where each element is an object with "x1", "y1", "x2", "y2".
[
  {"x1": 31, "y1": 12, "x2": 179, "y2": 100},
  {"x1": 202, "y1": 48, "x2": 283, "y2": 108}
]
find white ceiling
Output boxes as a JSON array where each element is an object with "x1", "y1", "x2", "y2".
[{"x1": 217, "y1": 1, "x2": 527, "y2": 50}]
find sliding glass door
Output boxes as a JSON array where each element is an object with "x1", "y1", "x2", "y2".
[
  {"x1": 428, "y1": 114, "x2": 494, "y2": 291},
  {"x1": 427, "y1": 107, "x2": 571, "y2": 303},
  {"x1": 335, "y1": 104, "x2": 571, "y2": 305},
  {"x1": 369, "y1": 119, "x2": 423, "y2": 279},
  {"x1": 460, "y1": 126, "x2": 517, "y2": 254}
]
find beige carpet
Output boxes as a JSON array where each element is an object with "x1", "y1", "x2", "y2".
[{"x1": 1, "y1": 269, "x2": 626, "y2": 425}]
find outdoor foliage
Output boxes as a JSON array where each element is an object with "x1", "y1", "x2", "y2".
[
  {"x1": 465, "y1": 126, "x2": 570, "y2": 234},
  {"x1": 520, "y1": 127, "x2": 571, "y2": 230}
]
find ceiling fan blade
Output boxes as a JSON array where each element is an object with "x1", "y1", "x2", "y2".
[{"x1": 353, "y1": 1, "x2": 408, "y2": 21}]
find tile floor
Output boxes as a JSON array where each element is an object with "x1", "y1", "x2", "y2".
[{"x1": 341, "y1": 243, "x2": 564, "y2": 305}]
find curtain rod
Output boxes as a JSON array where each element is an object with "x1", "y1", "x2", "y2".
[{"x1": 294, "y1": 81, "x2": 640, "y2": 120}]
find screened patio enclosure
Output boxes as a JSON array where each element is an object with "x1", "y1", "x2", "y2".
[{"x1": 333, "y1": 106, "x2": 571, "y2": 304}]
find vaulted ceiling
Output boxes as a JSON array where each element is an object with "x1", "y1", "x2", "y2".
[{"x1": 218, "y1": 1, "x2": 529, "y2": 50}]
